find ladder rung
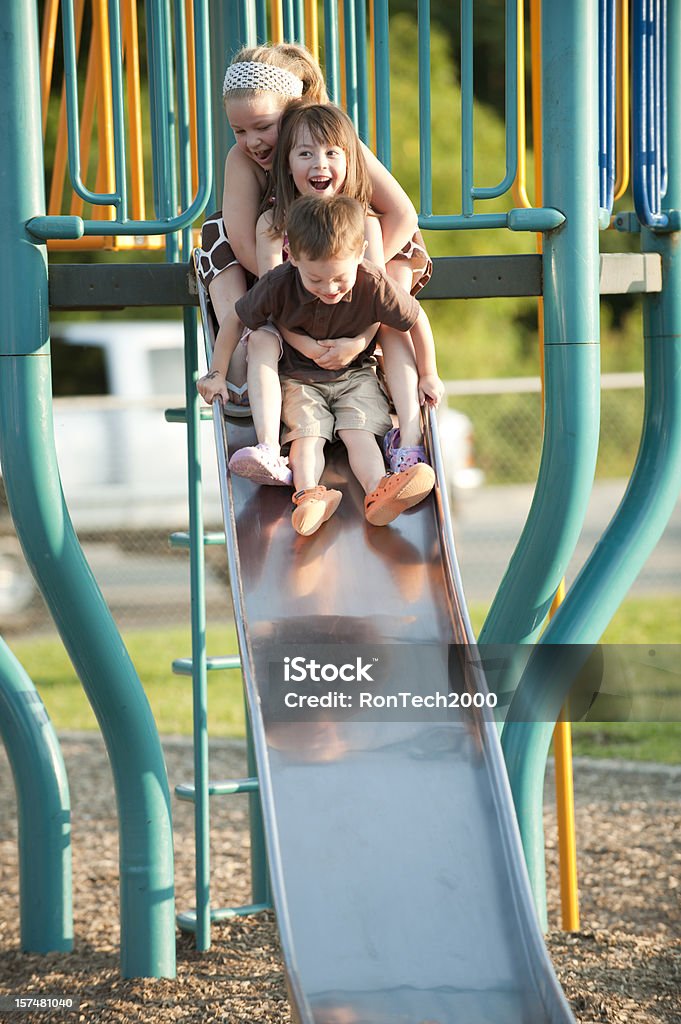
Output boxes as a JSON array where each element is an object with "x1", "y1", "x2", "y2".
[
  {"x1": 164, "y1": 406, "x2": 213, "y2": 423},
  {"x1": 169, "y1": 531, "x2": 226, "y2": 548},
  {"x1": 176, "y1": 902, "x2": 271, "y2": 932},
  {"x1": 172, "y1": 655, "x2": 241, "y2": 675},
  {"x1": 175, "y1": 777, "x2": 259, "y2": 800}
]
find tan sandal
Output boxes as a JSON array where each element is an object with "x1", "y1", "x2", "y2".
[
  {"x1": 364, "y1": 464, "x2": 435, "y2": 526},
  {"x1": 292, "y1": 486, "x2": 343, "y2": 536}
]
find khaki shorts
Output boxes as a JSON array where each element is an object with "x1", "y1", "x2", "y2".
[{"x1": 281, "y1": 368, "x2": 393, "y2": 444}]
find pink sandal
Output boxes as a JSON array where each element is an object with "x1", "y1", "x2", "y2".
[{"x1": 228, "y1": 444, "x2": 292, "y2": 486}]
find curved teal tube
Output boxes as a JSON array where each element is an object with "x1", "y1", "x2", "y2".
[
  {"x1": 0, "y1": 638, "x2": 72, "y2": 953},
  {"x1": 0, "y1": 1, "x2": 175, "y2": 978},
  {"x1": 502, "y1": 7, "x2": 681, "y2": 928},
  {"x1": 480, "y1": 0, "x2": 601, "y2": 652}
]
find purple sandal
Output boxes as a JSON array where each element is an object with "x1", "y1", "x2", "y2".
[
  {"x1": 228, "y1": 443, "x2": 292, "y2": 486},
  {"x1": 382, "y1": 427, "x2": 430, "y2": 473}
]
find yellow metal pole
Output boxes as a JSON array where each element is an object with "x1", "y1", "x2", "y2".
[
  {"x1": 185, "y1": 0, "x2": 199, "y2": 203},
  {"x1": 93, "y1": 0, "x2": 116, "y2": 225},
  {"x1": 271, "y1": 1, "x2": 284, "y2": 45},
  {"x1": 512, "y1": 0, "x2": 531, "y2": 208},
  {"x1": 40, "y1": 0, "x2": 60, "y2": 135},
  {"x1": 122, "y1": 0, "x2": 147, "y2": 221},
  {"x1": 367, "y1": 0, "x2": 376, "y2": 151},
  {"x1": 48, "y1": 0, "x2": 85, "y2": 218},
  {"x1": 304, "y1": 0, "x2": 319, "y2": 61},
  {"x1": 614, "y1": 0, "x2": 630, "y2": 200},
  {"x1": 70, "y1": 31, "x2": 97, "y2": 218},
  {"x1": 529, "y1": 0, "x2": 580, "y2": 931},
  {"x1": 338, "y1": 0, "x2": 347, "y2": 109}
]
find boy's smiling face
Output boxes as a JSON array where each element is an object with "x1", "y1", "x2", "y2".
[{"x1": 288, "y1": 245, "x2": 366, "y2": 304}]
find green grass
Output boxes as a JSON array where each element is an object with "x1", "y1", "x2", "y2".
[
  {"x1": 8, "y1": 596, "x2": 681, "y2": 764},
  {"x1": 469, "y1": 596, "x2": 681, "y2": 765},
  {"x1": 9, "y1": 624, "x2": 247, "y2": 739}
]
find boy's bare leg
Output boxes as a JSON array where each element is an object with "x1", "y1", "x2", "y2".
[
  {"x1": 337, "y1": 429, "x2": 386, "y2": 494},
  {"x1": 288, "y1": 435, "x2": 341, "y2": 536},
  {"x1": 246, "y1": 330, "x2": 284, "y2": 450},
  {"x1": 208, "y1": 265, "x2": 248, "y2": 389},
  {"x1": 289, "y1": 435, "x2": 327, "y2": 491}
]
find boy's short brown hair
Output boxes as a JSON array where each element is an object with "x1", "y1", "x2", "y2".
[{"x1": 286, "y1": 195, "x2": 365, "y2": 261}]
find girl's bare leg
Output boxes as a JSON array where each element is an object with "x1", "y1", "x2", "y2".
[
  {"x1": 288, "y1": 436, "x2": 327, "y2": 491},
  {"x1": 337, "y1": 429, "x2": 386, "y2": 494},
  {"x1": 246, "y1": 330, "x2": 284, "y2": 450},
  {"x1": 208, "y1": 265, "x2": 248, "y2": 388},
  {"x1": 381, "y1": 262, "x2": 422, "y2": 448}
]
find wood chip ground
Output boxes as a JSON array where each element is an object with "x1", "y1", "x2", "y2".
[{"x1": 0, "y1": 736, "x2": 678, "y2": 1023}]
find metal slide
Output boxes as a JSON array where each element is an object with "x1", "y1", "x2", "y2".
[{"x1": 196, "y1": 274, "x2": 575, "y2": 1024}]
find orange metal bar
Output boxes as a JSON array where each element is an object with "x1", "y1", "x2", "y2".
[
  {"x1": 122, "y1": 0, "x2": 146, "y2": 221},
  {"x1": 614, "y1": 0, "x2": 630, "y2": 200},
  {"x1": 271, "y1": 0, "x2": 284, "y2": 44},
  {"x1": 40, "y1": 0, "x2": 60, "y2": 136}
]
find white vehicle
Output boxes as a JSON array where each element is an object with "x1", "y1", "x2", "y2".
[{"x1": 0, "y1": 320, "x2": 482, "y2": 624}]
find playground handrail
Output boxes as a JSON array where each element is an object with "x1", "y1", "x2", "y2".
[{"x1": 30, "y1": 0, "x2": 213, "y2": 243}]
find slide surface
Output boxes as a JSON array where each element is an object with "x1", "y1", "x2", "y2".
[{"x1": 197, "y1": 274, "x2": 575, "y2": 1024}]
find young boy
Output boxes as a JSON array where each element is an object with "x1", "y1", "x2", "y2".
[{"x1": 233, "y1": 194, "x2": 444, "y2": 536}]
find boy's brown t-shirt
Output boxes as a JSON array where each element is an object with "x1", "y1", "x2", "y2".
[{"x1": 235, "y1": 259, "x2": 420, "y2": 383}]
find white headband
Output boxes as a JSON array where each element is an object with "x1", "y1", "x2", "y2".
[{"x1": 223, "y1": 61, "x2": 305, "y2": 99}]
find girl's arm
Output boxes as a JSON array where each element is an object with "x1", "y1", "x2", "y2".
[
  {"x1": 361, "y1": 141, "x2": 419, "y2": 262},
  {"x1": 221, "y1": 146, "x2": 267, "y2": 276},
  {"x1": 410, "y1": 307, "x2": 445, "y2": 407},
  {"x1": 256, "y1": 211, "x2": 285, "y2": 276},
  {"x1": 363, "y1": 213, "x2": 386, "y2": 269}
]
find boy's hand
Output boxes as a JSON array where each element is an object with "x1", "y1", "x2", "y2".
[
  {"x1": 314, "y1": 336, "x2": 367, "y2": 370},
  {"x1": 197, "y1": 370, "x2": 229, "y2": 404},
  {"x1": 418, "y1": 373, "x2": 445, "y2": 407}
]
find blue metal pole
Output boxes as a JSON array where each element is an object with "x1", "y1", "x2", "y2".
[
  {"x1": 418, "y1": 0, "x2": 433, "y2": 218},
  {"x1": 480, "y1": 0, "x2": 601, "y2": 650},
  {"x1": 0, "y1": 639, "x2": 72, "y2": 953},
  {"x1": 0, "y1": 0, "x2": 175, "y2": 978},
  {"x1": 503, "y1": 6, "x2": 681, "y2": 926},
  {"x1": 323, "y1": 0, "x2": 341, "y2": 104},
  {"x1": 372, "y1": 0, "x2": 391, "y2": 168},
  {"x1": 502, "y1": 4, "x2": 681, "y2": 924}
]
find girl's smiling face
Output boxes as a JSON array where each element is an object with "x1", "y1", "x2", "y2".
[
  {"x1": 225, "y1": 94, "x2": 288, "y2": 169},
  {"x1": 288, "y1": 127, "x2": 348, "y2": 198}
]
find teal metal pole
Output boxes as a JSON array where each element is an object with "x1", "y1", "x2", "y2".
[
  {"x1": 183, "y1": 304, "x2": 212, "y2": 951},
  {"x1": 502, "y1": 0, "x2": 681, "y2": 925},
  {"x1": 0, "y1": 1, "x2": 175, "y2": 978},
  {"x1": 0, "y1": 639, "x2": 72, "y2": 953},
  {"x1": 480, "y1": 0, "x2": 601, "y2": 650}
]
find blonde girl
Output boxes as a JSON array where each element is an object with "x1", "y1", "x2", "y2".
[{"x1": 197, "y1": 43, "x2": 429, "y2": 484}]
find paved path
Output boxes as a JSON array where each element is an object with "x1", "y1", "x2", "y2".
[{"x1": 454, "y1": 479, "x2": 681, "y2": 603}]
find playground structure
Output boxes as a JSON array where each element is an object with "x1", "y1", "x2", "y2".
[{"x1": 0, "y1": 0, "x2": 679, "y2": 1020}]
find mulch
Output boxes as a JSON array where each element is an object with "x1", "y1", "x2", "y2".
[{"x1": 0, "y1": 735, "x2": 678, "y2": 1024}]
